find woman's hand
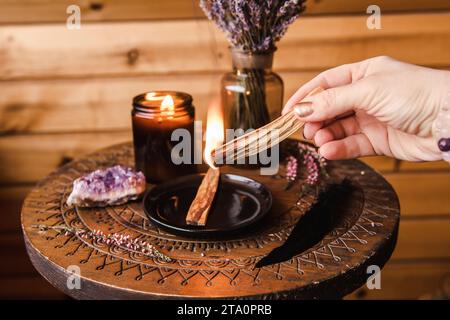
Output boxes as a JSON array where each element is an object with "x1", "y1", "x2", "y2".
[{"x1": 282, "y1": 56, "x2": 450, "y2": 161}]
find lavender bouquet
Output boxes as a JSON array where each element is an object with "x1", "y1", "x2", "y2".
[
  {"x1": 200, "y1": 0, "x2": 306, "y2": 53},
  {"x1": 200, "y1": 1, "x2": 306, "y2": 130}
]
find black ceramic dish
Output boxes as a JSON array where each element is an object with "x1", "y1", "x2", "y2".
[{"x1": 144, "y1": 173, "x2": 272, "y2": 238}]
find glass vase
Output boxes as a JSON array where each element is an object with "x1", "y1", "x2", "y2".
[{"x1": 221, "y1": 48, "x2": 284, "y2": 132}]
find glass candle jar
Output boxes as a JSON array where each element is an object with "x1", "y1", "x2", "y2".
[{"x1": 132, "y1": 91, "x2": 196, "y2": 184}]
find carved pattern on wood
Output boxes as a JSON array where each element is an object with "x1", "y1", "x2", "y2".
[{"x1": 22, "y1": 142, "x2": 399, "y2": 298}]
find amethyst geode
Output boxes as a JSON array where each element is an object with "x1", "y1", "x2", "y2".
[{"x1": 67, "y1": 165, "x2": 146, "y2": 207}]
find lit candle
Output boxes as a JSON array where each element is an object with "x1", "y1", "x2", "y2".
[{"x1": 131, "y1": 91, "x2": 196, "y2": 183}]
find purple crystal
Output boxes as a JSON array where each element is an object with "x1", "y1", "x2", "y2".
[
  {"x1": 67, "y1": 165, "x2": 146, "y2": 207},
  {"x1": 438, "y1": 138, "x2": 450, "y2": 152}
]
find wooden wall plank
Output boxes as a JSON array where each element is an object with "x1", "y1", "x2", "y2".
[
  {"x1": 0, "y1": 75, "x2": 219, "y2": 134},
  {"x1": 0, "y1": 0, "x2": 204, "y2": 25},
  {"x1": 0, "y1": 72, "x2": 323, "y2": 134},
  {"x1": 0, "y1": 231, "x2": 37, "y2": 276},
  {"x1": 0, "y1": 20, "x2": 228, "y2": 80},
  {"x1": 0, "y1": 275, "x2": 67, "y2": 299},
  {"x1": 1, "y1": 13, "x2": 450, "y2": 80},
  {"x1": 3, "y1": 69, "x2": 450, "y2": 139},
  {"x1": 385, "y1": 172, "x2": 450, "y2": 216},
  {"x1": 0, "y1": 186, "x2": 30, "y2": 232},
  {"x1": 0, "y1": 131, "x2": 129, "y2": 184},
  {"x1": 399, "y1": 160, "x2": 450, "y2": 172},
  {"x1": 359, "y1": 156, "x2": 396, "y2": 173},
  {"x1": 1, "y1": 0, "x2": 450, "y2": 24},
  {"x1": 346, "y1": 260, "x2": 450, "y2": 299},
  {"x1": 393, "y1": 219, "x2": 450, "y2": 259},
  {"x1": 304, "y1": 0, "x2": 450, "y2": 15}
]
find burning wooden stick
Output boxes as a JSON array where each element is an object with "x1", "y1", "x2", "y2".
[
  {"x1": 186, "y1": 97, "x2": 223, "y2": 226},
  {"x1": 212, "y1": 87, "x2": 323, "y2": 165},
  {"x1": 185, "y1": 167, "x2": 220, "y2": 225}
]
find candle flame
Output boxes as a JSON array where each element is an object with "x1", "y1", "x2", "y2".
[
  {"x1": 160, "y1": 95, "x2": 175, "y2": 119},
  {"x1": 204, "y1": 99, "x2": 224, "y2": 168},
  {"x1": 145, "y1": 92, "x2": 158, "y2": 100}
]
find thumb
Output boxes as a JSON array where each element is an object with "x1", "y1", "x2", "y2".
[{"x1": 294, "y1": 79, "x2": 373, "y2": 122}]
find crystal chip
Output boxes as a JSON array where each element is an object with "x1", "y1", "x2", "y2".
[{"x1": 67, "y1": 165, "x2": 146, "y2": 207}]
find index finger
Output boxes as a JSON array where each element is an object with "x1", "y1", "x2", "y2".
[{"x1": 282, "y1": 62, "x2": 362, "y2": 114}]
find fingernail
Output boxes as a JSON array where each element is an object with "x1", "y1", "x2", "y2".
[{"x1": 294, "y1": 102, "x2": 313, "y2": 117}]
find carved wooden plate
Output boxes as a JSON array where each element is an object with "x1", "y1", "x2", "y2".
[{"x1": 21, "y1": 142, "x2": 399, "y2": 299}]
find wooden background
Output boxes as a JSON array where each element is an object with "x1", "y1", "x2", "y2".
[{"x1": 0, "y1": 0, "x2": 449, "y2": 299}]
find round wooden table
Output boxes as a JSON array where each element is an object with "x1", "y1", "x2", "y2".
[{"x1": 21, "y1": 142, "x2": 399, "y2": 299}]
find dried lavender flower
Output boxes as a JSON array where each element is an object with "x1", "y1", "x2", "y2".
[
  {"x1": 32, "y1": 224, "x2": 172, "y2": 262},
  {"x1": 200, "y1": 0, "x2": 306, "y2": 53},
  {"x1": 284, "y1": 142, "x2": 328, "y2": 194},
  {"x1": 286, "y1": 156, "x2": 298, "y2": 181}
]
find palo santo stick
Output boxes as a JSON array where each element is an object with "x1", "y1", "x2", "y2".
[
  {"x1": 212, "y1": 107, "x2": 304, "y2": 164},
  {"x1": 186, "y1": 167, "x2": 220, "y2": 226},
  {"x1": 212, "y1": 87, "x2": 323, "y2": 165}
]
